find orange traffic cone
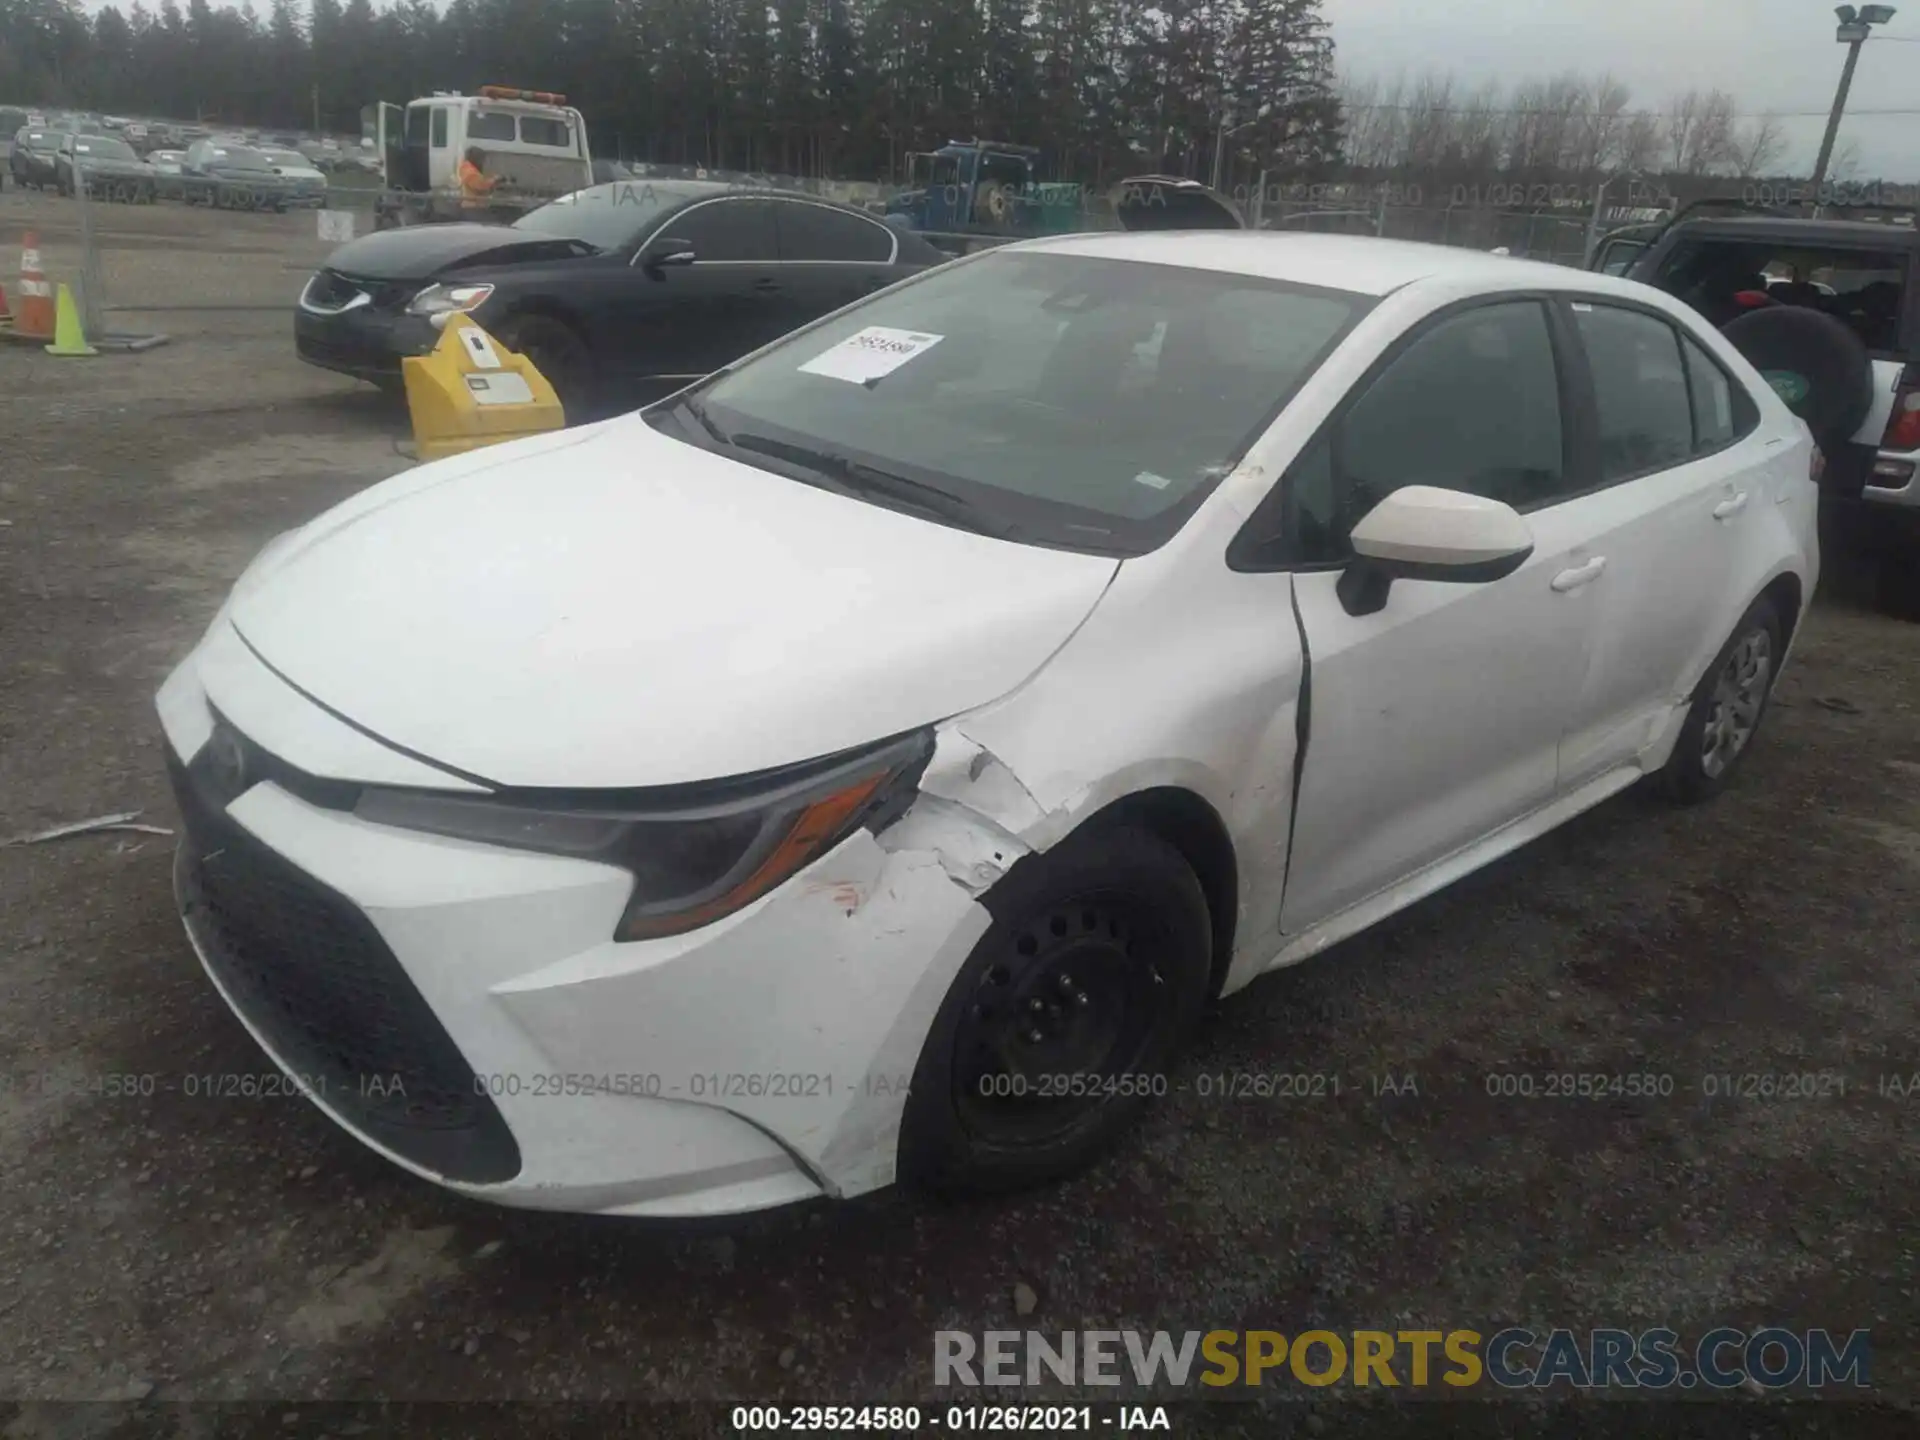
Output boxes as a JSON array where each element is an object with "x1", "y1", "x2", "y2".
[{"x1": 15, "y1": 233, "x2": 55, "y2": 341}]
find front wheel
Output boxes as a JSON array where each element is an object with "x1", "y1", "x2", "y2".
[
  {"x1": 1660, "y1": 595, "x2": 1783, "y2": 804},
  {"x1": 493, "y1": 312, "x2": 595, "y2": 420},
  {"x1": 899, "y1": 824, "x2": 1212, "y2": 1196}
]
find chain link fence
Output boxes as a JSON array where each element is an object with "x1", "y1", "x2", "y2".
[{"x1": 1256, "y1": 199, "x2": 1602, "y2": 265}]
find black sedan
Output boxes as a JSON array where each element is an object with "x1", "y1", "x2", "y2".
[
  {"x1": 56, "y1": 133, "x2": 156, "y2": 201},
  {"x1": 293, "y1": 180, "x2": 948, "y2": 414},
  {"x1": 11, "y1": 128, "x2": 63, "y2": 189},
  {"x1": 177, "y1": 139, "x2": 302, "y2": 211}
]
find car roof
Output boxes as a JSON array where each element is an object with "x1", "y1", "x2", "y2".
[
  {"x1": 1007, "y1": 230, "x2": 1620, "y2": 298},
  {"x1": 1661, "y1": 216, "x2": 1918, "y2": 248}
]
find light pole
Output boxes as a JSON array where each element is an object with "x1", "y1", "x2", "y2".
[
  {"x1": 1812, "y1": 4, "x2": 1896, "y2": 190},
  {"x1": 1211, "y1": 105, "x2": 1272, "y2": 192},
  {"x1": 1583, "y1": 168, "x2": 1646, "y2": 264}
]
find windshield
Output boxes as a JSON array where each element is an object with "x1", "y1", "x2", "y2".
[
  {"x1": 512, "y1": 181, "x2": 682, "y2": 250},
  {"x1": 683, "y1": 251, "x2": 1368, "y2": 555},
  {"x1": 74, "y1": 137, "x2": 138, "y2": 161},
  {"x1": 24, "y1": 131, "x2": 59, "y2": 151}
]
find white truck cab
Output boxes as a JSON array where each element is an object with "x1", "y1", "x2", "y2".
[{"x1": 367, "y1": 86, "x2": 593, "y2": 227}]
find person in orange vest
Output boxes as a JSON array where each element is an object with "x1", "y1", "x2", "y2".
[{"x1": 458, "y1": 147, "x2": 500, "y2": 210}]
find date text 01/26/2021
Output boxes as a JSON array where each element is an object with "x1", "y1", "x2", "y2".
[{"x1": 731, "y1": 1406, "x2": 1172, "y2": 1432}]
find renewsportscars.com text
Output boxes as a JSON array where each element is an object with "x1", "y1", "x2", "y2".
[{"x1": 934, "y1": 1327, "x2": 1869, "y2": 1391}]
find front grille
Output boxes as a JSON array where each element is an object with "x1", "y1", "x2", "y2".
[{"x1": 168, "y1": 750, "x2": 521, "y2": 1184}]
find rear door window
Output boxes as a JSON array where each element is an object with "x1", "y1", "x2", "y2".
[
  {"x1": 774, "y1": 201, "x2": 895, "y2": 262},
  {"x1": 1681, "y1": 335, "x2": 1759, "y2": 452},
  {"x1": 1570, "y1": 302, "x2": 1695, "y2": 480}
]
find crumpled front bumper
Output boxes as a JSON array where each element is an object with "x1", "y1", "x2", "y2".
[{"x1": 156, "y1": 622, "x2": 994, "y2": 1216}]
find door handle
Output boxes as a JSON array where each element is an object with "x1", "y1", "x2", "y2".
[
  {"x1": 1712, "y1": 492, "x2": 1750, "y2": 520},
  {"x1": 1550, "y1": 557, "x2": 1607, "y2": 592}
]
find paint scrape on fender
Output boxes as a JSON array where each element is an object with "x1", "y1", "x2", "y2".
[
  {"x1": 879, "y1": 730, "x2": 1044, "y2": 894},
  {"x1": 916, "y1": 729, "x2": 1047, "y2": 831},
  {"x1": 879, "y1": 795, "x2": 1032, "y2": 895}
]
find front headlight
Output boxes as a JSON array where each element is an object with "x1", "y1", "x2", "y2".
[
  {"x1": 353, "y1": 730, "x2": 933, "y2": 942},
  {"x1": 406, "y1": 282, "x2": 495, "y2": 316}
]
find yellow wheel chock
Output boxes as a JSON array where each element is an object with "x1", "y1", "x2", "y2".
[{"x1": 401, "y1": 312, "x2": 567, "y2": 461}]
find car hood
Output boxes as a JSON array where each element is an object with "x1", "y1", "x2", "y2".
[
  {"x1": 317, "y1": 223, "x2": 590, "y2": 280},
  {"x1": 227, "y1": 414, "x2": 1120, "y2": 789},
  {"x1": 76, "y1": 157, "x2": 151, "y2": 174}
]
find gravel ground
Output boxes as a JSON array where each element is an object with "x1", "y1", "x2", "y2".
[{"x1": 0, "y1": 189, "x2": 1916, "y2": 1438}]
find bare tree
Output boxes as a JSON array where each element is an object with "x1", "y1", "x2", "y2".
[
  {"x1": 1617, "y1": 108, "x2": 1663, "y2": 174},
  {"x1": 1568, "y1": 75, "x2": 1631, "y2": 177},
  {"x1": 1661, "y1": 89, "x2": 1735, "y2": 174},
  {"x1": 1400, "y1": 71, "x2": 1456, "y2": 173},
  {"x1": 1828, "y1": 137, "x2": 1863, "y2": 184},
  {"x1": 1723, "y1": 115, "x2": 1786, "y2": 178},
  {"x1": 1686, "y1": 90, "x2": 1738, "y2": 173},
  {"x1": 1336, "y1": 71, "x2": 1402, "y2": 171},
  {"x1": 1453, "y1": 79, "x2": 1503, "y2": 174},
  {"x1": 1663, "y1": 90, "x2": 1701, "y2": 173}
]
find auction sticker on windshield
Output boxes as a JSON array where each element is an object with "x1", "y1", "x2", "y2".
[{"x1": 800, "y1": 327, "x2": 944, "y2": 385}]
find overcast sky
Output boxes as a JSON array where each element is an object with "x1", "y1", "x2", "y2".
[{"x1": 1325, "y1": 0, "x2": 1920, "y2": 179}]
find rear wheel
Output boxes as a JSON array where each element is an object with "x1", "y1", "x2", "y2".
[
  {"x1": 899, "y1": 824, "x2": 1211, "y2": 1195},
  {"x1": 1660, "y1": 595, "x2": 1784, "y2": 804},
  {"x1": 494, "y1": 312, "x2": 594, "y2": 420}
]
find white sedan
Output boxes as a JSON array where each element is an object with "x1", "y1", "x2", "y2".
[{"x1": 157, "y1": 232, "x2": 1819, "y2": 1216}]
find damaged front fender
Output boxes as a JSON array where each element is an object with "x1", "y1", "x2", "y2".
[{"x1": 877, "y1": 729, "x2": 1042, "y2": 895}]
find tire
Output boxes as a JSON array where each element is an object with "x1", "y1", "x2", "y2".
[
  {"x1": 493, "y1": 312, "x2": 595, "y2": 419},
  {"x1": 1720, "y1": 307, "x2": 1873, "y2": 449},
  {"x1": 973, "y1": 181, "x2": 1011, "y2": 230},
  {"x1": 898, "y1": 824, "x2": 1212, "y2": 1196},
  {"x1": 1659, "y1": 595, "x2": 1784, "y2": 804}
]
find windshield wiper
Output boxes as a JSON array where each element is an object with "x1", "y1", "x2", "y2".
[
  {"x1": 725, "y1": 431, "x2": 1014, "y2": 540},
  {"x1": 670, "y1": 392, "x2": 732, "y2": 447}
]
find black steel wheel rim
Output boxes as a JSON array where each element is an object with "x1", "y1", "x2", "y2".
[
  {"x1": 519, "y1": 331, "x2": 586, "y2": 409},
  {"x1": 951, "y1": 889, "x2": 1169, "y2": 1147}
]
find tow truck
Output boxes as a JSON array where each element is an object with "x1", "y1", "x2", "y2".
[{"x1": 362, "y1": 86, "x2": 594, "y2": 229}]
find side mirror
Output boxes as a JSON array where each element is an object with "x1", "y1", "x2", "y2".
[
  {"x1": 1335, "y1": 486, "x2": 1534, "y2": 617},
  {"x1": 640, "y1": 237, "x2": 697, "y2": 275}
]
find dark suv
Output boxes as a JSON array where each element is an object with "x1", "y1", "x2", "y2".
[{"x1": 1596, "y1": 203, "x2": 1918, "y2": 612}]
